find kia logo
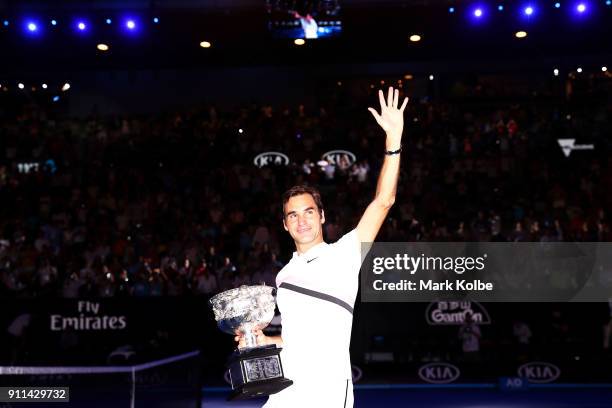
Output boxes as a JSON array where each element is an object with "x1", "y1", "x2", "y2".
[
  {"x1": 322, "y1": 150, "x2": 356, "y2": 166},
  {"x1": 351, "y1": 365, "x2": 363, "y2": 383},
  {"x1": 253, "y1": 152, "x2": 290, "y2": 167},
  {"x1": 518, "y1": 362, "x2": 561, "y2": 383},
  {"x1": 418, "y1": 363, "x2": 460, "y2": 384}
]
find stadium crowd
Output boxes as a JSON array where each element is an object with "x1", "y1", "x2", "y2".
[{"x1": 0, "y1": 82, "x2": 610, "y2": 298}]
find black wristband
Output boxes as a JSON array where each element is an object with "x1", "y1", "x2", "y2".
[{"x1": 385, "y1": 146, "x2": 402, "y2": 155}]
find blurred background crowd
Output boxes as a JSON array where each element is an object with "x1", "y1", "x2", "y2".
[{"x1": 0, "y1": 79, "x2": 610, "y2": 299}]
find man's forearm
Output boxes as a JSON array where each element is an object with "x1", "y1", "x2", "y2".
[{"x1": 374, "y1": 134, "x2": 401, "y2": 206}]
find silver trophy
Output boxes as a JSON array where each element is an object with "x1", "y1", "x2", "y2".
[{"x1": 209, "y1": 285, "x2": 293, "y2": 400}]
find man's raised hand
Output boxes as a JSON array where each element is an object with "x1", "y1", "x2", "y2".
[{"x1": 368, "y1": 87, "x2": 408, "y2": 145}]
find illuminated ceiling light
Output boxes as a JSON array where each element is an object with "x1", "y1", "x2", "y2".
[
  {"x1": 429, "y1": 75, "x2": 434, "y2": 80},
  {"x1": 554, "y1": 2, "x2": 561, "y2": 8},
  {"x1": 515, "y1": 30, "x2": 528, "y2": 38},
  {"x1": 524, "y1": 6, "x2": 534, "y2": 15},
  {"x1": 42, "y1": 83, "x2": 48, "y2": 89},
  {"x1": 498, "y1": 5, "x2": 504, "y2": 11},
  {"x1": 61, "y1": 82, "x2": 71, "y2": 91},
  {"x1": 576, "y1": 67, "x2": 583, "y2": 73},
  {"x1": 409, "y1": 34, "x2": 421, "y2": 42},
  {"x1": 576, "y1": 3, "x2": 586, "y2": 12},
  {"x1": 474, "y1": 8, "x2": 483, "y2": 17},
  {"x1": 97, "y1": 43, "x2": 109, "y2": 51},
  {"x1": 199, "y1": 40, "x2": 212, "y2": 48},
  {"x1": 153, "y1": 17, "x2": 160, "y2": 23},
  {"x1": 553, "y1": 68, "x2": 559, "y2": 76},
  {"x1": 51, "y1": 19, "x2": 57, "y2": 26},
  {"x1": 2, "y1": 20, "x2": 8, "y2": 27},
  {"x1": 77, "y1": 22, "x2": 86, "y2": 31},
  {"x1": 27, "y1": 22, "x2": 38, "y2": 32},
  {"x1": 449, "y1": 7, "x2": 456, "y2": 13},
  {"x1": 294, "y1": 38, "x2": 305, "y2": 45},
  {"x1": 404, "y1": 74, "x2": 414, "y2": 80},
  {"x1": 106, "y1": 18, "x2": 112, "y2": 25},
  {"x1": 18, "y1": 83, "x2": 25, "y2": 89},
  {"x1": 126, "y1": 20, "x2": 136, "y2": 30},
  {"x1": 602, "y1": 66, "x2": 608, "y2": 72}
]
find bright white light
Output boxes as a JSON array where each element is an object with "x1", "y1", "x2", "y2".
[
  {"x1": 51, "y1": 19, "x2": 57, "y2": 26},
  {"x1": 553, "y1": 68, "x2": 559, "y2": 76},
  {"x1": 42, "y1": 83, "x2": 48, "y2": 89},
  {"x1": 77, "y1": 22, "x2": 86, "y2": 30},
  {"x1": 61, "y1": 83, "x2": 71, "y2": 91},
  {"x1": 577, "y1": 67, "x2": 583, "y2": 73},
  {"x1": 238, "y1": 128, "x2": 244, "y2": 134},
  {"x1": 199, "y1": 41, "x2": 212, "y2": 48},
  {"x1": 97, "y1": 43, "x2": 109, "y2": 51},
  {"x1": 18, "y1": 83, "x2": 24, "y2": 89},
  {"x1": 126, "y1": 20, "x2": 136, "y2": 29},
  {"x1": 602, "y1": 66, "x2": 608, "y2": 72},
  {"x1": 409, "y1": 34, "x2": 421, "y2": 42},
  {"x1": 27, "y1": 23, "x2": 37, "y2": 32},
  {"x1": 577, "y1": 3, "x2": 586, "y2": 12},
  {"x1": 515, "y1": 31, "x2": 528, "y2": 38},
  {"x1": 294, "y1": 38, "x2": 305, "y2": 45},
  {"x1": 474, "y1": 8, "x2": 483, "y2": 17},
  {"x1": 429, "y1": 75, "x2": 434, "y2": 80},
  {"x1": 525, "y1": 6, "x2": 534, "y2": 15}
]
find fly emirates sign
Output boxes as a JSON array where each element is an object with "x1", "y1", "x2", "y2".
[{"x1": 50, "y1": 301, "x2": 127, "y2": 331}]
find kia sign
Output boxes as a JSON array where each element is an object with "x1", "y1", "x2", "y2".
[
  {"x1": 418, "y1": 363, "x2": 460, "y2": 384},
  {"x1": 351, "y1": 365, "x2": 363, "y2": 383},
  {"x1": 425, "y1": 301, "x2": 492, "y2": 326},
  {"x1": 518, "y1": 362, "x2": 561, "y2": 383},
  {"x1": 322, "y1": 150, "x2": 356, "y2": 166},
  {"x1": 253, "y1": 152, "x2": 290, "y2": 168}
]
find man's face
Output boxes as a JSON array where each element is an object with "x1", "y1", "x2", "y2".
[{"x1": 283, "y1": 193, "x2": 325, "y2": 248}]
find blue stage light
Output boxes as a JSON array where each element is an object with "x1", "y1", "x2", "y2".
[
  {"x1": 153, "y1": 17, "x2": 159, "y2": 23},
  {"x1": 2, "y1": 20, "x2": 8, "y2": 27},
  {"x1": 106, "y1": 18, "x2": 112, "y2": 24},
  {"x1": 449, "y1": 7, "x2": 456, "y2": 13},
  {"x1": 27, "y1": 22, "x2": 38, "y2": 32},
  {"x1": 524, "y1": 6, "x2": 534, "y2": 15},
  {"x1": 77, "y1": 21, "x2": 87, "y2": 31},
  {"x1": 51, "y1": 19, "x2": 57, "y2": 26},
  {"x1": 52, "y1": 96, "x2": 60, "y2": 102},
  {"x1": 606, "y1": 0, "x2": 611, "y2": 6},
  {"x1": 555, "y1": 2, "x2": 561, "y2": 7},
  {"x1": 474, "y1": 7, "x2": 484, "y2": 17},
  {"x1": 498, "y1": 5, "x2": 504, "y2": 11},
  {"x1": 576, "y1": 2, "x2": 587, "y2": 12},
  {"x1": 126, "y1": 19, "x2": 136, "y2": 30}
]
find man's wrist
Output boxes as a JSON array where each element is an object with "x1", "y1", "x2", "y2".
[
  {"x1": 385, "y1": 146, "x2": 402, "y2": 155},
  {"x1": 385, "y1": 139, "x2": 402, "y2": 151}
]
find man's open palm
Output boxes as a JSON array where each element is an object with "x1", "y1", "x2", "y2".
[{"x1": 368, "y1": 87, "x2": 408, "y2": 137}]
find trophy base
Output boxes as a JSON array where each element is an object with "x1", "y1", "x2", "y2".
[
  {"x1": 228, "y1": 377, "x2": 294, "y2": 400},
  {"x1": 226, "y1": 345, "x2": 294, "y2": 401}
]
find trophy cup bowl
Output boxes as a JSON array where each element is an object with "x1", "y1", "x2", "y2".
[{"x1": 209, "y1": 285, "x2": 293, "y2": 400}]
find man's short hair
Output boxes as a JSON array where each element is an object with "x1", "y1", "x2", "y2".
[{"x1": 282, "y1": 185, "x2": 324, "y2": 218}]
